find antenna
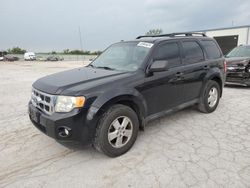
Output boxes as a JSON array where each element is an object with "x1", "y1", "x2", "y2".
[{"x1": 78, "y1": 26, "x2": 83, "y2": 51}]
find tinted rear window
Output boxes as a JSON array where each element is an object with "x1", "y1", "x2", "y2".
[
  {"x1": 182, "y1": 41, "x2": 204, "y2": 64},
  {"x1": 201, "y1": 40, "x2": 221, "y2": 59}
]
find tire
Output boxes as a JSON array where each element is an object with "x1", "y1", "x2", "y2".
[
  {"x1": 198, "y1": 80, "x2": 221, "y2": 113},
  {"x1": 93, "y1": 104, "x2": 139, "y2": 157}
]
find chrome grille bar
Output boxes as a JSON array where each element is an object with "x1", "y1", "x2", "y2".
[{"x1": 31, "y1": 88, "x2": 55, "y2": 115}]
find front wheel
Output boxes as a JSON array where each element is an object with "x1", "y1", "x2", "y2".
[
  {"x1": 93, "y1": 104, "x2": 139, "y2": 157},
  {"x1": 198, "y1": 80, "x2": 221, "y2": 113}
]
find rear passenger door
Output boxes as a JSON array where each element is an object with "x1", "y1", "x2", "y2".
[{"x1": 180, "y1": 40, "x2": 208, "y2": 103}]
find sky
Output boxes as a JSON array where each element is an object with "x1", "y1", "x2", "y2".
[{"x1": 1, "y1": 0, "x2": 250, "y2": 52}]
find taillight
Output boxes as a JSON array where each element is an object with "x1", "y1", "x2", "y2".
[{"x1": 223, "y1": 60, "x2": 227, "y2": 73}]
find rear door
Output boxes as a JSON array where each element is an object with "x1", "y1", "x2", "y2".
[{"x1": 179, "y1": 39, "x2": 208, "y2": 103}]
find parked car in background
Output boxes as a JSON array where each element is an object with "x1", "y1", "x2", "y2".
[
  {"x1": 3, "y1": 55, "x2": 19, "y2": 61},
  {"x1": 24, "y1": 52, "x2": 36, "y2": 61},
  {"x1": 36, "y1": 56, "x2": 47, "y2": 61},
  {"x1": 29, "y1": 32, "x2": 226, "y2": 157},
  {"x1": 225, "y1": 45, "x2": 250, "y2": 86},
  {"x1": 47, "y1": 55, "x2": 64, "y2": 61},
  {"x1": 0, "y1": 51, "x2": 7, "y2": 61}
]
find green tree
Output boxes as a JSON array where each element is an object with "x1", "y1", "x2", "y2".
[
  {"x1": 8, "y1": 47, "x2": 26, "y2": 54},
  {"x1": 63, "y1": 49, "x2": 70, "y2": 54},
  {"x1": 145, "y1": 29, "x2": 163, "y2": 36},
  {"x1": 62, "y1": 49, "x2": 102, "y2": 55},
  {"x1": 92, "y1": 51, "x2": 102, "y2": 55},
  {"x1": 69, "y1": 50, "x2": 84, "y2": 55}
]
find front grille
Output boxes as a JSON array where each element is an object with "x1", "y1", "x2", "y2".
[
  {"x1": 31, "y1": 88, "x2": 55, "y2": 115},
  {"x1": 227, "y1": 66, "x2": 245, "y2": 73}
]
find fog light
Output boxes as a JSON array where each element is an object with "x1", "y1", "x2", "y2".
[{"x1": 58, "y1": 127, "x2": 71, "y2": 138}]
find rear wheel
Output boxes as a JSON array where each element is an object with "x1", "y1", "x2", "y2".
[
  {"x1": 93, "y1": 104, "x2": 139, "y2": 157},
  {"x1": 198, "y1": 80, "x2": 221, "y2": 113}
]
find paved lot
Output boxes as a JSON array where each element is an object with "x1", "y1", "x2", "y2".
[{"x1": 0, "y1": 61, "x2": 250, "y2": 188}]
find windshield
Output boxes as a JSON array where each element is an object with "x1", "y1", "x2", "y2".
[
  {"x1": 226, "y1": 46, "x2": 250, "y2": 58},
  {"x1": 90, "y1": 42, "x2": 153, "y2": 71}
]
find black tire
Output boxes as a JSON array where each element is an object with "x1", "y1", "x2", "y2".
[
  {"x1": 198, "y1": 80, "x2": 221, "y2": 113},
  {"x1": 93, "y1": 104, "x2": 139, "y2": 157}
]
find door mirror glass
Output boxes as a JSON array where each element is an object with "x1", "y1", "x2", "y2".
[{"x1": 149, "y1": 60, "x2": 168, "y2": 72}]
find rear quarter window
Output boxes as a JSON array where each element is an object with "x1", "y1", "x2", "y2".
[{"x1": 200, "y1": 40, "x2": 222, "y2": 59}]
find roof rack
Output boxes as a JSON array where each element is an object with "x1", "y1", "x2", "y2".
[{"x1": 136, "y1": 32, "x2": 206, "y2": 39}]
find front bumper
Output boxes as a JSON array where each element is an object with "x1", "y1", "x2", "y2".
[
  {"x1": 226, "y1": 72, "x2": 250, "y2": 86},
  {"x1": 28, "y1": 102, "x2": 95, "y2": 144}
]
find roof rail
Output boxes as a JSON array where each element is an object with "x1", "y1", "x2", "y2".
[{"x1": 136, "y1": 32, "x2": 206, "y2": 39}]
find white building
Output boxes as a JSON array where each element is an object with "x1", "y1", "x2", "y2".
[{"x1": 195, "y1": 25, "x2": 250, "y2": 54}]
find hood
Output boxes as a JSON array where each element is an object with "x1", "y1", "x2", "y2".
[
  {"x1": 33, "y1": 67, "x2": 131, "y2": 95},
  {"x1": 226, "y1": 57, "x2": 250, "y2": 66}
]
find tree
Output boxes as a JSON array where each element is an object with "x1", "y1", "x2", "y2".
[
  {"x1": 145, "y1": 29, "x2": 163, "y2": 36},
  {"x1": 92, "y1": 51, "x2": 102, "y2": 55},
  {"x1": 62, "y1": 49, "x2": 102, "y2": 55},
  {"x1": 63, "y1": 49, "x2": 70, "y2": 54},
  {"x1": 7, "y1": 47, "x2": 26, "y2": 54}
]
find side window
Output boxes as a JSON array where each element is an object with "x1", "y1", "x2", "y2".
[
  {"x1": 200, "y1": 40, "x2": 222, "y2": 59},
  {"x1": 182, "y1": 41, "x2": 204, "y2": 64},
  {"x1": 153, "y1": 42, "x2": 181, "y2": 68}
]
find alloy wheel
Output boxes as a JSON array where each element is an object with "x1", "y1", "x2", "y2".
[
  {"x1": 208, "y1": 87, "x2": 218, "y2": 108},
  {"x1": 108, "y1": 116, "x2": 133, "y2": 148}
]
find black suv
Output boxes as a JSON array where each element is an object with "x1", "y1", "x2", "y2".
[
  {"x1": 225, "y1": 45, "x2": 250, "y2": 86},
  {"x1": 29, "y1": 32, "x2": 226, "y2": 157}
]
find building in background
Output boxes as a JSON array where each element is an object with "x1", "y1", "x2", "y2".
[{"x1": 195, "y1": 25, "x2": 250, "y2": 55}]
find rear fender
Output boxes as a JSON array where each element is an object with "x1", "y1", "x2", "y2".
[{"x1": 200, "y1": 67, "x2": 224, "y2": 99}]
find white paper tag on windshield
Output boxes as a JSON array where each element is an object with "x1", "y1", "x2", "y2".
[{"x1": 137, "y1": 42, "x2": 154, "y2": 48}]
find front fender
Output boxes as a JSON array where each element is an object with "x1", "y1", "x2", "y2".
[{"x1": 86, "y1": 87, "x2": 147, "y2": 121}]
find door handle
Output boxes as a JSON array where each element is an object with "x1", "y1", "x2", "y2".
[
  {"x1": 175, "y1": 72, "x2": 184, "y2": 81},
  {"x1": 203, "y1": 65, "x2": 209, "y2": 70},
  {"x1": 175, "y1": 72, "x2": 184, "y2": 77},
  {"x1": 169, "y1": 72, "x2": 184, "y2": 83}
]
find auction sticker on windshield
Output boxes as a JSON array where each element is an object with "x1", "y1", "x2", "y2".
[{"x1": 137, "y1": 42, "x2": 154, "y2": 48}]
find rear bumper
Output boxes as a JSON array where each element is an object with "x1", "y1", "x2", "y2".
[{"x1": 28, "y1": 102, "x2": 96, "y2": 144}]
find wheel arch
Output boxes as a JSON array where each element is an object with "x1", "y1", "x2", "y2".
[
  {"x1": 210, "y1": 76, "x2": 223, "y2": 97},
  {"x1": 87, "y1": 92, "x2": 147, "y2": 130},
  {"x1": 202, "y1": 68, "x2": 224, "y2": 98}
]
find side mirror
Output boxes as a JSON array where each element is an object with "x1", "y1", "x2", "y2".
[{"x1": 149, "y1": 60, "x2": 168, "y2": 72}]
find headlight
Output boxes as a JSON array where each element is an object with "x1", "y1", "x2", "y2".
[{"x1": 55, "y1": 96, "x2": 85, "y2": 112}]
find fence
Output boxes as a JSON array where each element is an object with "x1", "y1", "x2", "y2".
[{"x1": 11, "y1": 54, "x2": 97, "y2": 61}]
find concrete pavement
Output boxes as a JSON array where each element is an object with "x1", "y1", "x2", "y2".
[{"x1": 0, "y1": 61, "x2": 250, "y2": 188}]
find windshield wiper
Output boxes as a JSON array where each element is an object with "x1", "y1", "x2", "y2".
[{"x1": 96, "y1": 66, "x2": 116, "y2": 70}]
